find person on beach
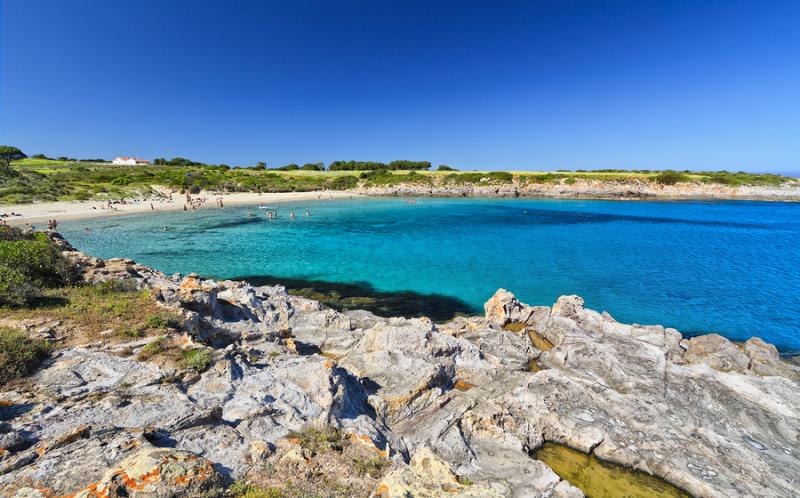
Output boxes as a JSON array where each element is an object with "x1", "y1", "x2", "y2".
[{"x1": 150, "y1": 203, "x2": 154, "y2": 210}]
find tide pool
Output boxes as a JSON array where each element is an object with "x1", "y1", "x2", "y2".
[{"x1": 59, "y1": 198, "x2": 800, "y2": 352}]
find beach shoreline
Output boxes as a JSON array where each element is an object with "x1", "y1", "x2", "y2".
[
  {"x1": 0, "y1": 190, "x2": 360, "y2": 225},
  {"x1": 4, "y1": 180, "x2": 800, "y2": 225}
]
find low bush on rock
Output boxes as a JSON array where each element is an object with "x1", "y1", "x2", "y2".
[
  {"x1": 289, "y1": 425, "x2": 343, "y2": 454},
  {"x1": 138, "y1": 337, "x2": 168, "y2": 361},
  {"x1": 0, "y1": 327, "x2": 50, "y2": 385},
  {"x1": 180, "y1": 348, "x2": 212, "y2": 372},
  {"x1": 352, "y1": 456, "x2": 389, "y2": 478}
]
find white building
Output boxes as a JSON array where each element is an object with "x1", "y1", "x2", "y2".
[{"x1": 112, "y1": 156, "x2": 149, "y2": 165}]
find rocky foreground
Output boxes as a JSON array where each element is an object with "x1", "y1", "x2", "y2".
[{"x1": 1, "y1": 242, "x2": 799, "y2": 497}]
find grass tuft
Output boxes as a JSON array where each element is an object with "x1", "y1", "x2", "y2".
[
  {"x1": 228, "y1": 481, "x2": 284, "y2": 498},
  {"x1": 288, "y1": 425, "x2": 343, "y2": 454},
  {"x1": 179, "y1": 348, "x2": 212, "y2": 372}
]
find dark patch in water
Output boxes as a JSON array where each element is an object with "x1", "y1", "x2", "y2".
[
  {"x1": 234, "y1": 275, "x2": 476, "y2": 322},
  {"x1": 205, "y1": 218, "x2": 264, "y2": 230},
  {"x1": 139, "y1": 248, "x2": 218, "y2": 257},
  {"x1": 477, "y1": 206, "x2": 772, "y2": 230}
]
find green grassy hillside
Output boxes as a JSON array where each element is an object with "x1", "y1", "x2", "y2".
[{"x1": 1, "y1": 158, "x2": 793, "y2": 205}]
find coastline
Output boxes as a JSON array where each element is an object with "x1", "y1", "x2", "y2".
[
  {"x1": 3, "y1": 179, "x2": 800, "y2": 225},
  {"x1": 356, "y1": 178, "x2": 800, "y2": 201},
  {"x1": 1, "y1": 190, "x2": 360, "y2": 225}
]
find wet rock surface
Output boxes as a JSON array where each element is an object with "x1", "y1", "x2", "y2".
[{"x1": 1, "y1": 246, "x2": 799, "y2": 497}]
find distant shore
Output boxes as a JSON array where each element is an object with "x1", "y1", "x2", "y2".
[
  {"x1": 1, "y1": 190, "x2": 360, "y2": 225},
  {"x1": 357, "y1": 177, "x2": 800, "y2": 201},
  {"x1": 3, "y1": 178, "x2": 800, "y2": 225}
]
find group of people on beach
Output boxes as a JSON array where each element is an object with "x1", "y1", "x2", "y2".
[
  {"x1": 182, "y1": 193, "x2": 210, "y2": 212},
  {"x1": 0, "y1": 211, "x2": 22, "y2": 221}
]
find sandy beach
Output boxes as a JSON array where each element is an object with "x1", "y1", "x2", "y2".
[{"x1": 0, "y1": 190, "x2": 360, "y2": 226}]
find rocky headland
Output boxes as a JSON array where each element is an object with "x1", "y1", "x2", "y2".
[
  {"x1": 1, "y1": 237, "x2": 798, "y2": 497},
  {"x1": 358, "y1": 177, "x2": 800, "y2": 201}
]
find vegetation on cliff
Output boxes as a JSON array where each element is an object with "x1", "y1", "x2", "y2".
[{"x1": 0, "y1": 152, "x2": 794, "y2": 204}]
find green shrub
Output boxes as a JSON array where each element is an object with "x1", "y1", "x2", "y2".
[
  {"x1": 0, "y1": 266, "x2": 38, "y2": 307},
  {"x1": 0, "y1": 228, "x2": 75, "y2": 307},
  {"x1": 488, "y1": 171, "x2": 513, "y2": 182},
  {"x1": 111, "y1": 176, "x2": 131, "y2": 185},
  {"x1": 0, "y1": 327, "x2": 50, "y2": 384},
  {"x1": 329, "y1": 175, "x2": 358, "y2": 190},
  {"x1": 179, "y1": 348, "x2": 212, "y2": 371},
  {"x1": 655, "y1": 170, "x2": 690, "y2": 185}
]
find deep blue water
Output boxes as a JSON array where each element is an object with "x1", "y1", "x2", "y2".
[{"x1": 59, "y1": 198, "x2": 800, "y2": 352}]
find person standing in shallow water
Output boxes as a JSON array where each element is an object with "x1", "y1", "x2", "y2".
[{"x1": 290, "y1": 211, "x2": 295, "y2": 220}]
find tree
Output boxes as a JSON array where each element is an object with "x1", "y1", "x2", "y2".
[
  {"x1": 254, "y1": 162, "x2": 267, "y2": 170},
  {"x1": 301, "y1": 162, "x2": 325, "y2": 171},
  {"x1": 437, "y1": 164, "x2": 457, "y2": 171},
  {"x1": 0, "y1": 146, "x2": 25, "y2": 173}
]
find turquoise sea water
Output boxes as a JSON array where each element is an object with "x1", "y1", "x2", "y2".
[{"x1": 59, "y1": 198, "x2": 800, "y2": 352}]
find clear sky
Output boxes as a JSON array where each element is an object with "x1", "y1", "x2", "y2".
[{"x1": 1, "y1": 0, "x2": 799, "y2": 172}]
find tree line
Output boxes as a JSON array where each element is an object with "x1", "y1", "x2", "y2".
[
  {"x1": 6, "y1": 145, "x2": 460, "y2": 172},
  {"x1": 328, "y1": 160, "x2": 431, "y2": 171}
]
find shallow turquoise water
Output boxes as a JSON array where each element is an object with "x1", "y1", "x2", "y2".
[{"x1": 59, "y1": 198, "x2": 800, "y2": 352}]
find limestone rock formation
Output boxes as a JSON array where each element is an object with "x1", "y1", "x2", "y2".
[{"x1": 2, "y1": 243, "x2": 799, "y2": 497}]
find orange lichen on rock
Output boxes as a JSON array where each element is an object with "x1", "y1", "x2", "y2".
[
  {"x1": 453, "y1": 379, "x2": 475, "y2": 392},
  {"x1": 347, "y1": 433, "x2": 389, "y2": 458},
  {"x1": 178, "y1": 274, "x2": 204, "y2": 290},
  {"x1": 41, "y1": 448, "x2": 221, "y2": 498}
]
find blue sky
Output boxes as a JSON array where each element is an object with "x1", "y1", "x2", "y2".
[{"x1": 1, "y1": 0, "x2": 799, "y2": 172}]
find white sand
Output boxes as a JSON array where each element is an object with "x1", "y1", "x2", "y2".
[{"x1": 1, "y1": 190, "x2": 360, "y2": 225}]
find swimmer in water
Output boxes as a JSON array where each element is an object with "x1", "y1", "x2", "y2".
[
  {"x1": 290, "y1": 211, "x2": 295, "y2": 220},
  {"x1": 305, "y1": 210, "x2": 310, "y2": 216}
]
